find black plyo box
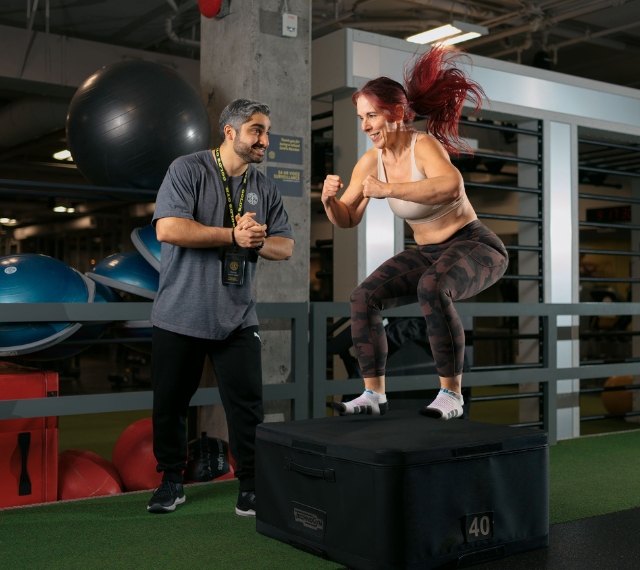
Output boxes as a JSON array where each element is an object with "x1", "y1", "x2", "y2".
[{"x1": 256, "y1": 411, "x2": 548, "y2": 570}]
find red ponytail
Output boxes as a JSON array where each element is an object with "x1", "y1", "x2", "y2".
[
  {"x1": 404, "y1": 46, "x2": 485, "y2": 155},
  {"x1": 352, "y1": 46, "x2": 485, "y2": 156}
]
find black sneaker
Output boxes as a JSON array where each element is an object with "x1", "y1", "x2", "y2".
[
  {"x1": 235, "y1": 490, "x2": 256, "y2": 517},
  {"x1": 147, "y1": 481, "x2": 185, "y2": 513}
]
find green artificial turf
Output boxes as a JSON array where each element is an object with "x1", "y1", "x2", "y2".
[
  {"x1": 3, "y1": 429, "x2": 640, "y2": 570},
  {"x1": 549, "y1": 429, "x2": 640, "y2": 524},
  {"x1": 0, "y1": 482, "x2": 345, "y2": 570}
]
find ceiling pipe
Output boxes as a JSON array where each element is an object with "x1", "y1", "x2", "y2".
[
  {"x1": 400, "y1": 0, "x2": 496, "y2": 20},
  {"x1": 464, "y1": 0, "x2": 625, "y2": 49},
  {"x1": 546, "y1": 20, "x2": 640, "y2": 64},
  {"x1": 548, "y1": 20, "x2": 640, "y2": 51},
  {"x1": 165, "y1": 0, "x2": 200, "y2": 49},
  {"x1": 488, "y1": 32, "x2": 533, "y2": 62},
  {"x1": 550, "y1": 25, "x2": 627, "y2": 50},
  {"x1": 313, "y1": 0, "x2": 377, "y2": 33},
  {"x1": 338, "y1": 19, "x2": 442, "y2": 32},
  {"x1": 26, "y1": 0, "x2": 39, "y2": 32},
  {"x1": 315, "y1": 0, "x2": 498, "y2": 34},
  {"x1": 482, "y1": 0, "x2": 595, "y2": 28}
]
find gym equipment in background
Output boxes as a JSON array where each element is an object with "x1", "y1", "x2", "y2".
[
  {"x1": 66, "y1": 60, "x2": 211, "y2": 189},
  {"x1": 131, "y1": 225, "x2": 161, "y2": 271},
  {"x1": 0, "y1": 362, "x2": 58, "y2": 508},
  {"x1": 86, "y1": 251, "x2": 158, "y2": 300},
  {"x1": 58, "y1": 449, "x2": 123, "y2": 500},
  {"x1": 601, "y1": 375, "x2": 634, "y2": 415},
  {"x1": 23, "y1": 281, "x2": 121, "y2": 362},
  {"x1": 112, "y1": 418, "x2": 162, "y2": 492},
  {"x1": 0, "y1": 254, "x2": 96, "y2": 357},
  {"x1": 184, "y1": 432, "x2": 235, "y2": 483},
  {"x1": 256, "y1": 411, "x2": 549, "y2": 569}
]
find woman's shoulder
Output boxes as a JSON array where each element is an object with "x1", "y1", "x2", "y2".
[
  {"x1": 414, "y1": 131, "x2": 450, "y2": 160},
  {"x1": 356, "y1": 146, "x2": 379, "y2": 170},
  {"x1": 414, "y1": 131, "x2": 438, "y2": 146}
]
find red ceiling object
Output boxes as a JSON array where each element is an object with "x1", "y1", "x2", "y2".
[{"x1": 198, "y1": 0, "x2": 222, "y2": 18}]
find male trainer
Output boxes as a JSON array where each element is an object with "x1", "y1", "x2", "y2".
[{"x1": 147, "y1": 99, "x2": 295, "y2": 515}]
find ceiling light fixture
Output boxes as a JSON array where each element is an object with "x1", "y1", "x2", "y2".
[
  {"x1": 0, "y1": 218, "x2": 17, "y2": 225},
  {"x1": 53, "y1": 150, "x2": 73, "y2": 161},
  {"x1": 407, "y1": 20, "x2": 488, "y2": 46}
]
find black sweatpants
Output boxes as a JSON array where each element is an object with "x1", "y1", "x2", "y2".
[{"x1": 151, "y1": 325, "x2": 263, "y2": 492}]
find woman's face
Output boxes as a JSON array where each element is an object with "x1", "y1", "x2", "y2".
[{"x1": 356, "y1": 96, "x2": 401, "y2": 149}]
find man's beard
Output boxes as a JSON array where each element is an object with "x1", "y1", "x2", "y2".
[{"x1": 234, "y1": 138, "x2": 266, "y2": 164}]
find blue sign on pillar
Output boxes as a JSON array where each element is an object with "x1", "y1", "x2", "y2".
[
  {"x1": 267, "y1": 135, "x2": 302, "y2": 165},
  {"x1": 267, "y1": 167, "x2": 303, "y2": 197}
]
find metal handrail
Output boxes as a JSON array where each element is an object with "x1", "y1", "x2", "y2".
[
  {"x1": 458, "y1": 119, "x2": 541, "y2": 137},
  {"x1": 579, "y1": 165, "x2": 640, "y2": 179},
  {"x1": 5, "y1": 301, "x2": 640, "y2": 446},
  {"x1": 310, "y1": 302, "x2": 640, "y2": 446},
  {"x1": 0, "y1": 302, "x2": 309, "y2": 421}
]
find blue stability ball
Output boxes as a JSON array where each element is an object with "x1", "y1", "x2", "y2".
[
  {"x1": 87, "y1": 251, "x2": 159, "y2": 299},
  {"x1": 0, "y1": 254, "x2": 95, "y2": 356},
  {"x1": 66, "y1": 60, "x2": 211, "y2": 189},
  {"x1": 24, "y1": 281, "x2": 121, "y2": 361},
  {"x1": 131, "y1": 225, "x2": 161, "y2": 271}
]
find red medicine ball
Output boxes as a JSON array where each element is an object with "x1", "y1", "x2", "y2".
[
  {"x1": 112, "y1": 418, "x2": 162, "y2": 492},
  {"x1": 58, "y1": 449, "x2": 123, "y2": 500}
]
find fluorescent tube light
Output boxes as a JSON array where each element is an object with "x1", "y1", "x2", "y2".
[
  {"x1": 407, "y1": 20, "x2": 488, "y2": 46},
  {"x1": 439, "y1": 32, "x2": 482, "y2": 46},
  {"x1": 407, "y1": 24, "x2": 461, "y2": 44},
  {"x1": 53, "y1": 150, "x2": 72, "y2": 161}
]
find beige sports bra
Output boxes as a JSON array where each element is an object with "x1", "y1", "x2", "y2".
[{"x1": 379, "y1": 132, "x2": 464, "y2": 224}]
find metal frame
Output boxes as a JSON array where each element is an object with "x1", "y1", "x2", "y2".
[
  {"x1": 0, "y1": 302, "x2": 309, "y2": 420},
  {"x1": 310, "y1": 301, "x2": 640, "y2": 445},
  {"x1": 4, "y1": 300, "x2": 640, "y2": 444}
]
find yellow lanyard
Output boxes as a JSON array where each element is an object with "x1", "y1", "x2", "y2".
[{"x1": 214, "y1": 147, "x2": 248, "y2": 229}]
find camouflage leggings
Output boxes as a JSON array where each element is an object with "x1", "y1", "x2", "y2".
[{"x1": 350, "y1": 221, "x2": 508, "y2": 378}]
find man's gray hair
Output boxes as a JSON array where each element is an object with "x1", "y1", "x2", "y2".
[{"x1": 219, "y1": 99, "x2": 271, "y2": 139}]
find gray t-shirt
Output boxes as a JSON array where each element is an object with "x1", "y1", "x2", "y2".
[{"x1": 151, "y1": 150, "x2": 294, "y2": 340}]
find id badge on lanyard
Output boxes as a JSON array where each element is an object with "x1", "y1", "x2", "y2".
[{"x1": 222, "y1": 250, "x2": 246, "y2": 285}]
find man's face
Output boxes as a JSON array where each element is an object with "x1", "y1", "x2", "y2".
[{"x1": 232, "y1": 113, "x2": 270, "y2": 164}]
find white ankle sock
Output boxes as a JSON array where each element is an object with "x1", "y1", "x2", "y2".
[
  {"x1": 334, "y1": 389, "x2": 388, "y2": 416},
  {"x1": 422, "y1": 388, "x2": 464, "y2": 420}
]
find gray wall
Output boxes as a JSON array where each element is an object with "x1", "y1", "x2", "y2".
[{"x1": 199, "y1": 0, "x2": 311, "y2": 432}]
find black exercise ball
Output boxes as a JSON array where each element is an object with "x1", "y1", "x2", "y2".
[{"x1": 66, "y1": 60, "x2": 211, "y2": 189}]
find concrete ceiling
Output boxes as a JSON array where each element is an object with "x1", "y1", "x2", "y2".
[{"x1": 0, "y1": 0, "x2": 639, "y2": 87}]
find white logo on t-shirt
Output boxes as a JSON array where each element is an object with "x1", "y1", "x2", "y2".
[
  {"x1": 4, "y1": 267, "x2": 16, "y2": 274},
  {"x1": 247, "y1": 193, "x2": 258, "y2": 205}
]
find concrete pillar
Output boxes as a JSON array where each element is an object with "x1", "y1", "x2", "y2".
[{"x1": 198, "y1": 0, "x2": 311, "y2": 436}]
